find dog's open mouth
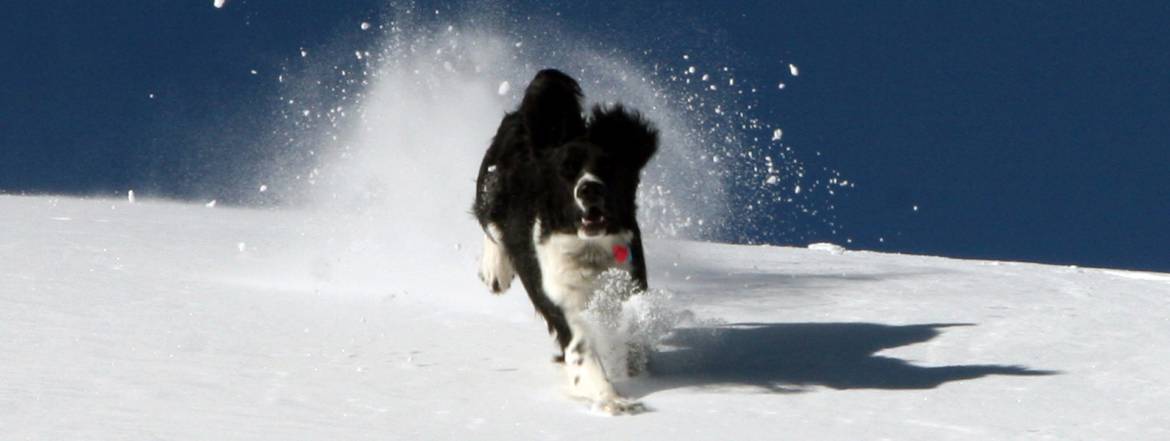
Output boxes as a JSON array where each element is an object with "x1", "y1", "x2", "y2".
[{"x1": 580, "y1": 213, "x2": 608, "y2": 237}]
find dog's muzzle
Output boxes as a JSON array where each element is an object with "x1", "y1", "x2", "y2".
[{"x1": 575, "y1": 180, "x2": 608, "y2": 237}]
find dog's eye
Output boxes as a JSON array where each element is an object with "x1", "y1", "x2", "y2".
[{"x1": 559, "y1": 151, "x2": 586, "y2": 181}]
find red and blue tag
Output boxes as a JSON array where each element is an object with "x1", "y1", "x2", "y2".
[{"x1": 613, "y1": 244, "x2": 630, "y2": 264}]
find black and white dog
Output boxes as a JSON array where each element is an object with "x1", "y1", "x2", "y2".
[{"x1": 473, "y1": 69, "x2": 658, "y2": 414}]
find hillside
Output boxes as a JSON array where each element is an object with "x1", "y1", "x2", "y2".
[{"x1": 4, "y1": 195, "x2": 1169, "y2": 439}]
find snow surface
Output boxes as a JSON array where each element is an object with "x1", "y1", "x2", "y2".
[{"x1": 4, "y1": 195, "x2": 1170, "y2": 440}]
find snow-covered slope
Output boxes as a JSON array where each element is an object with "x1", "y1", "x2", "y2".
[{"x1": 4, "y1": 195, "x2": 1169, "y2": 440}]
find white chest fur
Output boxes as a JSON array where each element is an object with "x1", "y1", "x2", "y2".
[{"x1": 532, "y1": 220, "x2": 633, "y2": 312}]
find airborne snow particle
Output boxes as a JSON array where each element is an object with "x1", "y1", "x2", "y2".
[
  {"x1": 360, "y1": 22, "x2": 371, "y2": 30},
  {"x1": 148, "y1": 93, "x2": 155, "y2": 99},
  {"x1": 212, "y1": 0, "x2": 226, "y2": 9},
  {"x1": 127, "y1": 190, "x2": 135, "y2": 204},
  {"x1": 237, "y1": 242, "x2": 246, "y2": 252},
  {"x1": 794, "y1": 185, "x2": 802, "y2": 194},
  {"x1": 497, "y1": 81, "x2": 511, "y2": 95},
  {"x1": 250, "y1": 70, "x2": 258, "y2": 75},
  {"x1": 913, "y1": 205, "x2": 919, "y2": 212},
  {"x1": 777, "y1": 83, "x2": 786, "y2": 90},
  {"x1": 259, "y1": 185, "x2": 268, "y2": 193},
  {"x1": 771, "y1": 128, "x2": 783, "y2": 141},
  {"x1": 205, "y1": 200, "x2": 217, "y2": 208},
  {"x1": 788, "y1": 63, "x2": 799, "y2": 76}
]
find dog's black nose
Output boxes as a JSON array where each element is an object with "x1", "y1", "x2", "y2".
[{"x1": 576, "y1": 181, "x2": 605, "y2": 205}]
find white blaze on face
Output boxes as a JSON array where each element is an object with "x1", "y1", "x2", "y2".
[{"x1": 574, "y1": 172, "x2": 603, "y2": 212}]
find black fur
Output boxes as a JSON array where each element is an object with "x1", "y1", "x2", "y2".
[{"x1": 473, "y1": 69, "x2": 658, "y2": 355}]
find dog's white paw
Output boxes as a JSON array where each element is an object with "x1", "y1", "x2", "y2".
[
  {"x1": 592, "y1": 397, "x2": 647, "y2": 416},
  {"x1": 479, "y1": 233, "x2": 515, "y2": 294}
]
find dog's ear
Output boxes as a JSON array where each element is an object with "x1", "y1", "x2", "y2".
[{"x1": 587, "y1": 104, "x2": 659, "y2": 171}]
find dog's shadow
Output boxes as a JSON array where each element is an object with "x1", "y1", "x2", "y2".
[{"x1": 622, "y1": 322, "x2": 1057, "y2": 397}]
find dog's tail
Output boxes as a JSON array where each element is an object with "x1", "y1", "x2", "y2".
[{"x1": 520, "y1": 69, "x2": 586, "y2": 151}]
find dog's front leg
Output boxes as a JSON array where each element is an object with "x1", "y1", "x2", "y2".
[{"x1": 563, "y1": 316, "x2": 644, "y2": 415}]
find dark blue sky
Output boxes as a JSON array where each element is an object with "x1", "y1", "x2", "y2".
[{"x1": 2, "y1": 1, "x2": 1168, "y2": 272}]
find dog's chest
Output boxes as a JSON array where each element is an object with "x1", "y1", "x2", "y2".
[{"x1": 533, "y1": 223, "x2": 633, "y2": 312}]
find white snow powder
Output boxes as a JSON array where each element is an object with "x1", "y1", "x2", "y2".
[
  {"x1": 212, "y1": 0, "x2": 226, "y2": 9},
  {"x1": 205, "y1": 200, "x2": 217, "y2": 208},
  {"x1": 497, "y1": 81, "x2": 511, "y2": 95},
  {"x1": 807, "y1": 242, "x2": 846, "y2": 255},
  {"x1": 360, "y1": 22, "x2": 371, "y2": 31},
  {"x1": 771, "y1": 128, "x2": 783, "y2": 141},
  {"x1": 127, "y1": 190, "x2": 135, "y2": 204},
  {"x1": 788, "y1": 63, "x2": 799, "y2": 76}
]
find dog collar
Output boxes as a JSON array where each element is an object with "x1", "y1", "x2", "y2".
[{"x1": 612, "y1": 243, "x2": 630, "y2": 264}]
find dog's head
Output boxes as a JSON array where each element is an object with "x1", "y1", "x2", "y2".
[{"x1": 546, "y1": 105, "x2": 659, "y2": 238}]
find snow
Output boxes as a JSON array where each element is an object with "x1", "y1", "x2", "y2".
[
  {"x1": 788, "y1": 63, "x2": 800, "y2": 76},
  {"x1": 5, "y1": 195, "x2": 1170, "y2": 440},
  {"x1": 497, "y1": 81, "x2": 510, "y2": 95},
  {"x1": 807, "y1": 242, "x2": 846, "y2": 255},
  {"x1": 212, "y1": 0, "x2": 226, "y2": 9}
]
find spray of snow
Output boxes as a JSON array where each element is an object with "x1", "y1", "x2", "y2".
[
  {"x1": 243, "y1": 4, "x2": 849, "y2": 298},
  {"x1": 257, "y1": 5, "x2": 848, "y2": 244},
  {"x1": 583, "y1": 269, "x2": 713, "y2": 379}
]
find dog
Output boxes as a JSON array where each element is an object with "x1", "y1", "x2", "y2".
[{"x1": 473, "y1": 69, "x2": 658, "y2": 414}]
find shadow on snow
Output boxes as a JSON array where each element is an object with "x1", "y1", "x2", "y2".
[{"x1": 624, "y1": 322, "x2": 1057, "y2": 397}]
